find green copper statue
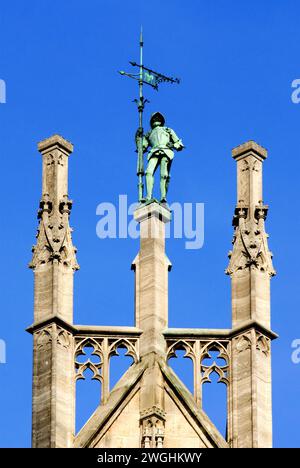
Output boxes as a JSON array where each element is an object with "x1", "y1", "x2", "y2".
[{"x1": 136, "y1": 112, "x2": 184, "y2": 203}]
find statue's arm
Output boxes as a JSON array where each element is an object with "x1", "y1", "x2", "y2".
[
  {"x1": 167, "y1": 128, "x2": 185, "y2": 151},
  {"x1": 135, "y1": 128, "x2": 150, "y2": 153},
  {"x1": 142, "y1": 133, "x2": 150, "y2": 152}
]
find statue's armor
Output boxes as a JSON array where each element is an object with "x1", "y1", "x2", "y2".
[
  {"x1": 144, "y1": 126, "x2": 181, "y2": 161},
  {"x1": 149, "y1": 126, "x2": 170, "y2": 148}
]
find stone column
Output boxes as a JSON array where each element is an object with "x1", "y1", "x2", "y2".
[
  {"x1": 226, "y1": 141, "x2": 276, "y2": 448},
  {"x1": 132, "y1": 201, "x2": 171, "y2": 447},
  {"x1": 29, "y1": 135, "x2": 79, "y2": 447},
  {"x1": 132, "y1": 202, "x2": 171, "y2": 357},
  {"x1": 30, "y1": 134, "x2": 79, "y2": 323},
  {"x1": 227, "y1": 141, "x2": 275, "y2": 330}
]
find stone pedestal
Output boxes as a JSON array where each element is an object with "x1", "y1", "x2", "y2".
[
  {"x1": 229, "y1": 328, "x2": 273, "y2": 448},
  {"x1": 132, "y1": 202, "x2": 171, "y2": 357},
  {"x1": 32, "y1": 321, "x2": 74, "y2": 448}
]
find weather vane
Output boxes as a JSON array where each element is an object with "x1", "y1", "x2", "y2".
[{"x1": 119, "y1": 28, "x2": 184, "y2": 203}]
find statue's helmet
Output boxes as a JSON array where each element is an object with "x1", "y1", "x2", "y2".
[{"x1": 150, "y1": 111, "x2": 165, "y2": 128}]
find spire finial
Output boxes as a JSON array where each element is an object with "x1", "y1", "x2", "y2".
[{"x1": 140, "y1": 25, "x2": 143, "y2": 46}]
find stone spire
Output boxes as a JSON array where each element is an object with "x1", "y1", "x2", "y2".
[
  {"x1": 30, "y1": 134, "x2": 79, "y2": 323},
  {"x1": 226, "y1": 140, "x2": 275, "y2": 328},
  {"x1": 226, "y1": 141, "x2": 276, "y2": 448},
  {"x1": 29, "y1": 135, "x2": 78, "y2": 447}
]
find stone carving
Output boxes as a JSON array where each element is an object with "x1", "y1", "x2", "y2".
[
  {"x1": 233, "y1": 331, "x2": 270, "y2": 357},
  {"x1": 256, "y1": 333, "x2": 270, "y2": 356},
  {"x1": 167, "y1": 338, "x2": 230, "y2": 404},
  {"x1": 140, "y1": 406, "x2": 166, "y2": 448},
  {"x1": 252, "y1": 160, "x2": 259, "y2": 172},
  {"x1": 36, "y1": 325, "x2": 72, "y2": 350},
  {"x1": 75, "y1": 338, "x2": 103, "y2": 382},
  {"x1": 226, "y1": 201, "x2": 275, "y2": 276},
  {"x1": 167, "y1": 339, "x2": 195, "y2": 361},
  {"x1": 241, "y1": 158, "x2": 260, "y2": 173},
  {"x1": 241, "y1": 160, "x2": 249, "y2": 172},
  {"x1": 29, "y1": 193, "x2": 79, "y2": 270},
  {"x1": 200, "y1": 342, "x2": 229, "y2": 385},
  {"x1": 74, "y1": 335, "x2": 139, "y2": 404},
  {"x1": 57, "y1": 329, "x2": 72, "y2": 349},
  {"x1": 108, "y1": 338, "x2": 139, "y2": 364},
  {"x1": 234, "y1": 334, "x2": 252, "y2": 354},
  {"x1": 46, "y1": 151, "x2": 64, "y2": 166},
  {"x1": 36, "y1": 328, "x2": 52, "y2": 349}
]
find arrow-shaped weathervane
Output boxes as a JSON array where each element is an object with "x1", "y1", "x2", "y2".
[{"x1": 119, "y1": 27, "x2": 180, "y2": 202}]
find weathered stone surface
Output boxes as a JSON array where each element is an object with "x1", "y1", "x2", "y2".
[
  {"x1": 30, "y1": 135, "x2": 78, "y2": 447},
  {"x1": 227, "y1": 141, "x2": 275, "y2": 447},
  {"x1": 132, "y1": 202, "x2": 171, "y2": 357},
  {"x1": 164, "y1": 391, "x2": 208, "y2": 448},
  {"x1": 32, "y1": 323, "x2": 74, "y2": 448},
  {"x1": 95, "y1": 391, "x2": 141, "y2": 448}
]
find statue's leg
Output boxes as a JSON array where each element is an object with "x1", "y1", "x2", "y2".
[
  {"x1": 165, "y1": 159, "x2": 173, "y2": 197},
  {"x1": 145, "y1": 157, "x2": 159, "y2": 201},
  {"x1": 160, "y1": 156, "x2": 170, "y2": 202}
]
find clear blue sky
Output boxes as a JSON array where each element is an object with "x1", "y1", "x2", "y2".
[{"x1": 0, "y1": 0, "x2": 299, "y2": 448}]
